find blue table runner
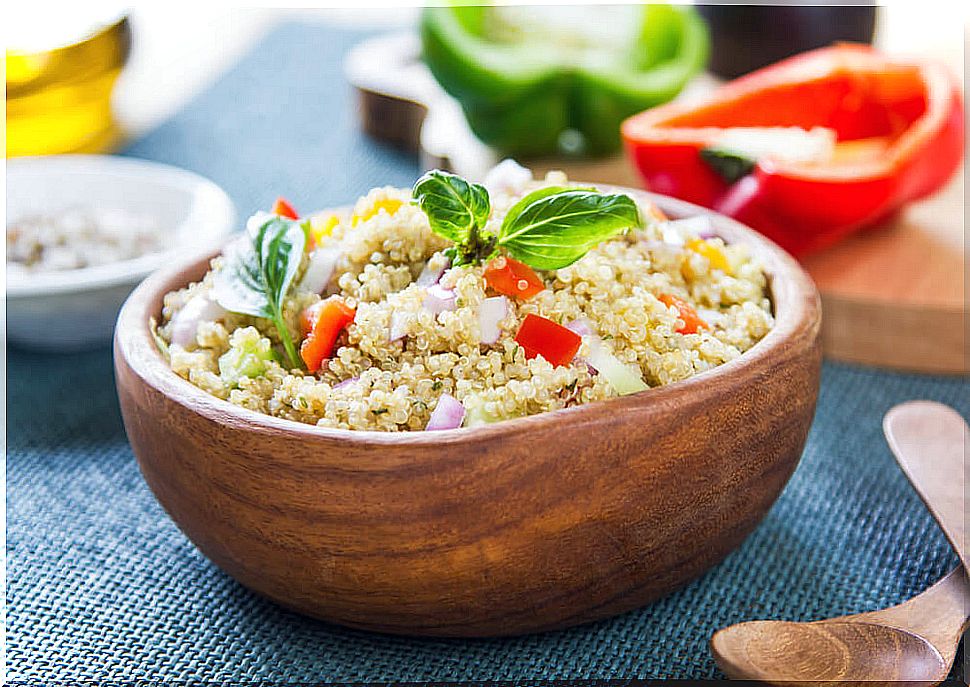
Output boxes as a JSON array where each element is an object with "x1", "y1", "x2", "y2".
[{"x1": 6, "y1": 21, "x2": 967, "y2": 681}]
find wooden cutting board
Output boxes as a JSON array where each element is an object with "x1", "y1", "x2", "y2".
[
  {"x1": 346, "y1": 33, "x2": 967, "y2": 375},
  {"x1": 802, "y1": 171, "x2": 965, "y2": 374}
]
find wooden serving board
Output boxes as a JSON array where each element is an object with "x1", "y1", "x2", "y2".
[
  {"x1": 802, "y1": 171, "x2": 965, "y2": 374},
  {"x1": 346, "y1": 33, "x2": 967, "y2": 375}
]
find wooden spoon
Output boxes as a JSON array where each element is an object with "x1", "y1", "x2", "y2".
[
  {"x1": 884, "y1": 401, "x2": 968, "y2": 572},
  {"x1": 711, "y1": 400, "x2": 970, "y2": 685}
]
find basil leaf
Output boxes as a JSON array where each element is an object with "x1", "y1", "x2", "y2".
[
  {"x1": 213, "y1": 216, "x2": 305, "y2": 369},
  {"x1": 501, "y1": 185, "x2": 574, "y2": 222},
  {"x1": 498, "y1": 188, "x2": 642, "y2": 270},
  {"x1": 412, "y1": 170, "x2": 490, "y2": 243}
]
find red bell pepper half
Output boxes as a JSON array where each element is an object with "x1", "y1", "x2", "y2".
[{"x1": 621, "y1": 45, "x2": 963, "y2": 255}]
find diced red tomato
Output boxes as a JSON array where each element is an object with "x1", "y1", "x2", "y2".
[
  {"x1": 658, "y1": 293, "x2": 708, "y2": 335},
  {"x1": 484, "y1": 256, "x2": 545, "y2": 300},
  {"x1": 514, "y1": 314, "x2": 582, "y2": 367},
  {"x1": 272, "y1": 196, "x2": 299, "y2": 220},
  {"x1": 300, "y1": 297, "x2": 356, "y2": 373}
]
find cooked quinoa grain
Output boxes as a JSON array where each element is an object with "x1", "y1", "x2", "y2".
[{"x1": 156, "y1": 173, "x2": 773, "y2": 431}]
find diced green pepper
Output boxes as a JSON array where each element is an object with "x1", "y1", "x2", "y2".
[
  {"x1": 420, "y1": 3, "x2": 708, "y2": 157},
  {"x1": 460, "y1": 392, "x2": 501, "y2": 427},
  {"x1": 218, "y1": 327, "x2": 281, "y2": 388}
]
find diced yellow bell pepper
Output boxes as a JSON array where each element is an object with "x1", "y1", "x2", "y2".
[
  {"x1": 686, "y1": 238, "x2": 730, "y2": 273},
  {"x1": 309, "y1": 213, "x2": 340, "y2": 245},
  {"x1": 351, "y1": 198, "x2": 403, "y2": 226}
]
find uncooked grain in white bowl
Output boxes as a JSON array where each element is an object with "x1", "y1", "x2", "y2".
[{"x1": 6, "y1": 155, "x2": 235, "y2": 350}]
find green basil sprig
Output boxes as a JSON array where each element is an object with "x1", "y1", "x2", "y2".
[
  {"x1": 412, "y1": 170, "x2": 496, "y2": 266},
  {"x1": 213, "y1": 216, "x2": 305, "y2": 369},
  {"x1": 412, "y1": 170, "x2": 641, "y2": 270}
]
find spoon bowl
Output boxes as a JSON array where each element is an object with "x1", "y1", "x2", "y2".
[{"x1": 712, "y1": 620, "x2": 948, "y2": 685}]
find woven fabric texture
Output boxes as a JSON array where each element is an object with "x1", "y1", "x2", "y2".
[{"x1": 6, "y1": 21, "x2": 968, "y2": 682}]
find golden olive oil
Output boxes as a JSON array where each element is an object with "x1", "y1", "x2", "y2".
[{"x1": 6, "y1": 14, "x2": 131, "y2": 157}]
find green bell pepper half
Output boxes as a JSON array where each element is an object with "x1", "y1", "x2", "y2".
[{"x1": 420, "y1": 3, "x2": 709, "y2": 157}]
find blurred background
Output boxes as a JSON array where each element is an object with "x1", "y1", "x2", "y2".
[
  {"x1": 4, "y1": 2, "x2": 967, "y2": 373},
  {"x1": 6, "y1": 4, "x2": 964, "y2": 156}
]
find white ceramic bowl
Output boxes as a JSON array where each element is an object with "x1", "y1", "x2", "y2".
[{"x1": 6, "y1": 155, "x2": 236, "y2": 350}]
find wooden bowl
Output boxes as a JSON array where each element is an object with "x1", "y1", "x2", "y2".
[{"x1": 115, "y1": 190, "x2": 822, "y2": 637}]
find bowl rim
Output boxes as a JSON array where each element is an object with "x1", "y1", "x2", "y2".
[
  {"x1": 6, "y1": 154, "x2": 236, "y2": 298},
  {"x1": 115, "y1": 187, "x2": 821, "y2": 447}
]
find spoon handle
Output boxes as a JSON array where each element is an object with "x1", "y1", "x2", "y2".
[
  {"x1": 853, "y1": 566, "x2": 970, "y2": 668},
  {"x1": 879, "y1": 401, "x2": 970, "y2": 666},
  {"x1": 883, "y1": 401, "x2": 969, "y2": 570}
]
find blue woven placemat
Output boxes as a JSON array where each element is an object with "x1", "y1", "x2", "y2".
[{"x1": 6, "y1": 21, "x2": 968, "y2": 682}]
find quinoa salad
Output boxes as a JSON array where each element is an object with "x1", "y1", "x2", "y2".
[{"x1": 154, "y1": 163, "x2": 773, "y2": 431}]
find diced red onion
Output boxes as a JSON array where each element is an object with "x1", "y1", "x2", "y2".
[
  {"x1": 416, "y1": 255, "x2": 450, "y2": 286},
  {"x1": 389, "y1": 311, "x2": 408, "y2": 342},
  {"x1": 170, "y1": 293, "x2": 227, "y2": 347},
  {"x1": 478, "y1": 295, "x2": 508, "y2": 344},
  {"x1": 299, "y1": 247, "x2": 341, "y2": 294},
  {"x1": 333, "y1": 376, "x2": 359, "y2": 390},
  {"x1": 566, "y1": 319, "x2": 596, "y2": 362},
  {"x1": 423, "y1": 284, "x2": 457, "y2": 314},
  {"x1": 565, "y1": 318, "x2": 594, "y2": 338},
  {"x1": 565, "y1": 319, "x2": 597, "y2": 373},
  {"x1": 425, "y1": 393, "x2": 465, "y2": 431}
]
